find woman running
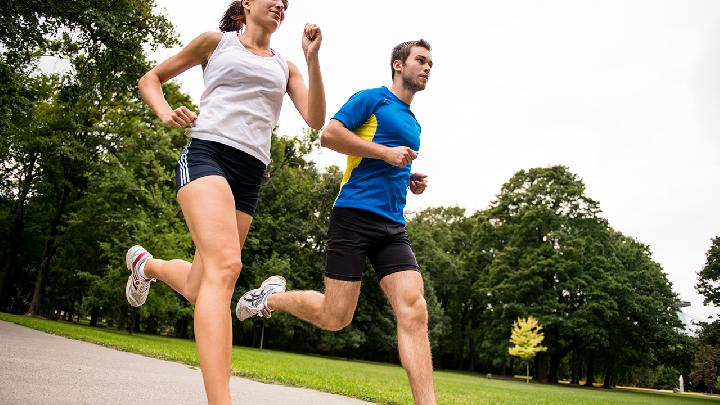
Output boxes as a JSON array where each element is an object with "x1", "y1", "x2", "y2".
[{"x1": 125, "y1": 1, "x2": 324, "y2": 403}]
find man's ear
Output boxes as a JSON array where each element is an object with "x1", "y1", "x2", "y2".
[{"x1": 392, "y1": 59, "x2": 403, "y2": 75}]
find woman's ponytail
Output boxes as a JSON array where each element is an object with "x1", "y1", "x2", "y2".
[{"x1": 219, "y1": 1, "x2": 245, "y2": 32}]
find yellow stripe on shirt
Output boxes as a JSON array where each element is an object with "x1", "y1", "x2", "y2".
[{"x1": 337, "y1": 114, "x2": 378, "y2": 193}]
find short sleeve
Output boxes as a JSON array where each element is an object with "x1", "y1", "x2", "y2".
[{"x1": 332, "y1": 89, "x2": 383, "y2": 131}]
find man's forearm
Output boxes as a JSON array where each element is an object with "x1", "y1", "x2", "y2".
[{"x1": 321, "y1": 122, "x2": 387, "y2": 159}]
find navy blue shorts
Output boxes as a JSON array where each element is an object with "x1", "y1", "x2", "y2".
[
  {"x1": 325, "y1": 207, "x2": 420, "y2": 281},
  {"x1": 175, "y1": 138, "x2": 266, "y2": 216}
]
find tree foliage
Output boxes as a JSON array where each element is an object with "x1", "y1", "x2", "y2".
[
  {"x1": 509, "y1": 316, "x2": 548, "y2": 383},
  {"x1": 0, "y1": 3, "x2": 692, "y2": 390},
  {"x1": 691, "y1": 344, "x2": 719, "y2": 393},
  {"x1": 509, "y1": 316, "x2": 547, "y2": 360},
  {"x1": 697, "y1": 237, "x2": 720, "y2": 306},
  {"x1": 0, "y1": 0, "x2": 177, "y2": 314}
]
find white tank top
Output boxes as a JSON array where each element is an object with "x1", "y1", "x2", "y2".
[{"x1": 189, "y1": 31, "x2": 289, "y2": 165}]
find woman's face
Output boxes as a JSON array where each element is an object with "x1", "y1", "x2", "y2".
[{"x1": 245, "y1": 0, "x2": 288, "y2": 31}]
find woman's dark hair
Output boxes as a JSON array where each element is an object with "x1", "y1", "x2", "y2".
[{"x1": 219, "y1": 1, "x2": 246, "y2": 32}]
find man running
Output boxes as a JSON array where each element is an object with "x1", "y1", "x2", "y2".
[{"x1": 236, "y1": 39, "x2": 436, "y2": 405}]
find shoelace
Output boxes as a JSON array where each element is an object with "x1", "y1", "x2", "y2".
[
  {"x1": 259, "y1": 283, "x2": 285, "y2": 317},
  {"x1": 131, "y1": 260, "x2": 152, "y2": 290}
]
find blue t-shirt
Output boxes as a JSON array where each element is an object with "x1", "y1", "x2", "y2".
[{"x1": 331, "y1": 86, "x2": 421, "y2": 224}]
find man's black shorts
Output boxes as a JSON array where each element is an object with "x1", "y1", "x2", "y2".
[
  {"x1": 325, "y1": 207, "x2": 420, "y2": 281},
  {"x1": 175, "y1": 138, "x2": 266, "y2": 216}
]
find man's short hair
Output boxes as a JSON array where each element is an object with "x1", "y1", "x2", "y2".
[{"x1": 390, "y1": 39, "x2": 432, "y2": 80}]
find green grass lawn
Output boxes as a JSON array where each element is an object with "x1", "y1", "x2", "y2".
[{"x1": 1, "y1": 313, "x2": 716, "y2": 404}]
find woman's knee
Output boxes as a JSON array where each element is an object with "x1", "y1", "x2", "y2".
[{"x1": 203, "y1": 256, "x2": 243, "y2": 289}]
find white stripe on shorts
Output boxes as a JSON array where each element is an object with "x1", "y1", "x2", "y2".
[{"x1": 179, "y1": 140, "x2": 191, "y2": 186}]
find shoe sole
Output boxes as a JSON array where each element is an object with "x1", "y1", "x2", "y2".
[{"x1": 126, "y1": 277, "x2": 141, "y2": 307}]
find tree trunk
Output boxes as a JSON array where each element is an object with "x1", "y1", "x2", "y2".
[
  {"x1": 0, "y1": 152, "x2": 37, "y2": 307},
  {"x1": 259, "y1": 321, "x2": 266, "y2": 350},
  {"x1": 549, "y1": 352, "x2": 560, "y2": 384},
  {"x1": 526, "y1": 362, "x2": 530, "y2": 384},
  {"x1": 536, "y1": 352, "x2": 548, "y2": 383},
  {"x1": 251, "y1": 322, "x2": 259, "y2": 347},
  {"x1": 26, "y1": 178, "x2": 67, "y2": 316},
  {"x1": 25, "y1": 237, "x2": 56, "y2": 316},
  {"x1": 459, "y1": 305, "x2": 467, "y2": 368},
  {"x1": 546, "y1": 325, "x2": 564, "y2": 384},
  {"x1": 175, "y1": 316, "x2": 189, "y2": 339},
  {"x1": 584, "y1": 352, "x2": 596, "y2": 387},
  {"x1": 25, "y1": 210, "x2": 62, "y2": 316},
  {"x1": 90, "y1": 306, "x2": 100, "y2": 327},
  {"x1": 571, "y1": 351, "x2": 581, "y2": 384},
  {"x1": 116, "y1": 306, "x2": 127, "y2": 331},
  {"x1": 129, "y1": 310, "x2": 138, "y2": 334},
  {"x1": 467, "y1": 332, "x2": 476, "y2": 372},
  {"x1": 603, "y1": 365, "x2": 614, "y2": 388},
  {"x1": 146, "y1": 316, "x2": 157, "y2": 335}
]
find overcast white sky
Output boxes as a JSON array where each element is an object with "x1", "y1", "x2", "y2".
[{"x1": 149, "y1": 0, "x2": 720, "y2": 327}]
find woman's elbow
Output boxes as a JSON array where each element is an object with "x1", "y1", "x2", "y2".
[
  {"x1": 138, "y1": 72, "x2": 154, "y2": 93},
  {"x1": 309, "y1": 119, "x2": 324, "y2": 131},
  {"x1": 307, "y1": 111, "x2": 325, "y2": 131}
]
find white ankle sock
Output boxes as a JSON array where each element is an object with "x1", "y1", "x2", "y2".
[{"x1": 138, "y1": 260, "x2": 150, "y2": 281}]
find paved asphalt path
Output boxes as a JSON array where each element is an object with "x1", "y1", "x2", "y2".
[{"x1": 0, "y1": 320, "x2": 373, "y2": 405}]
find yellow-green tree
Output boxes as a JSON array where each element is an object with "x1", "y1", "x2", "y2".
[{"x1": 508, "y1": 316, "x2": 548, "y2": 383}]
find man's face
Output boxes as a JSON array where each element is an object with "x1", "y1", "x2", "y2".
[{"x1": 400, "y1": 46, "x2": 433, "y2": 92}]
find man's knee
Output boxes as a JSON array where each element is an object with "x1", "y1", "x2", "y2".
[
  {"x1": 396, "y1": 294, "x2": 428, "y2": 330},
  {"x1": 318, "y1": 278, "x2": 360, "y2": 331},
  {"x1": 321, "y1": 312, "x2": 353, "y2": 331}
]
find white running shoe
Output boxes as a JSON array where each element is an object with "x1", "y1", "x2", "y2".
[
  {"x1": 235, "y1": 275, "x2": 286, "y2": 321},
  {"x1": 125, "y1": 245, "x2": 155, "y2": 307}
]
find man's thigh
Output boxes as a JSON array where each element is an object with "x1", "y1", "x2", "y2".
[
  {"x1": 379, "y1": 270, "x2": 425, "y2": 312},
  {"x1": 369, "y1": 225, "x2": 420, "y2": 281},
  {"x1": 322, "y1": 276, "x2": 362, "y2": 320},
  {"x1": 325, "y1": 208, "x2": 382, "y2": 281}
]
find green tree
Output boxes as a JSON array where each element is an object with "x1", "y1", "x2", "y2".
[
  {"x1": 694, "y1": 237, "x2": 720, "y2": 392},
  {"x1": 697, "y1": 237, "x2": 720, "y2": 306},
  {"x1": 469, "y1": 165, "x2": 682, "y2": 386},
  {"x1": 406, "y1": 207, "x2": 473, "y2": 369},
  {"x1": 599, "y1": 232, "x2": 682, "y2": 388},
  {"x1": 69, "y1": 83, "x2": 194, "y2": 332},
  {"x1": 0, "y1": 73, "x2": 56, "y2": 309},
  {"x1": 0, "y1": 0, "x2": 177, "y2": 314},
  {"x1": 691, "y1": 344, "x2": 719, "y2": 393},
  {"x1": 508, "y1": 316, "x2": 547, "y2": 383},
  {"x1": 481, "y1": 166, "x2": 607, "y2": 382}
]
